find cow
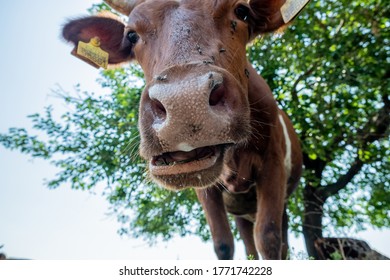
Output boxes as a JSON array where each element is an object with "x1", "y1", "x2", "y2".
[{"x1": 62, "y1": 0, "x2": 305, "y2": 260}]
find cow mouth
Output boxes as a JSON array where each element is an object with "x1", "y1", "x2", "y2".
[{"x1": 150, "y1": 145, "x2": 225, "y2": 176}]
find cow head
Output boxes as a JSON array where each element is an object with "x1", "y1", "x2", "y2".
[{"x1": 62, "y1": 0, "x2": 292, "y2": 190}]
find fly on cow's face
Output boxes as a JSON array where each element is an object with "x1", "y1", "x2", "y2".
[{"x1": 231, "y1": 20, "x2": 237, "y2": 31}]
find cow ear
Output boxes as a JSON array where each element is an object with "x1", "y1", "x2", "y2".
[
  {"x1": 249, "y1": 0, "x2": 309, "y2": 35},
  {"x1": 62, "y1": 15, "x2": 134, "y2": 66}
]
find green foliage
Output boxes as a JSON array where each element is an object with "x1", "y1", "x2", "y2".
[
  {"x1": 116, "y1": 186, "x2": 211, "y2": 242},
  {"x1": 330, "y1": 251, "x2": 343, "y2": 260},
  {"x1": 87, "y1": 2, "x2": 111, "y2": 14},
  {"x1": 1, "y1": 0, "x2": 389, "y2": 244}
]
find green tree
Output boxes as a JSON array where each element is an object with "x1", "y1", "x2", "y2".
[
  {"x1": 249, "y1": 0, "x2": 389, "y2": 257},
  {"x1": 1, "y1": 0, "x2": 389, "y2": 258}
]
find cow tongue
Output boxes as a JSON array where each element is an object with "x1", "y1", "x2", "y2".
[{"x1": 169, "y1": 150, "x2": 198, "y2": 161}]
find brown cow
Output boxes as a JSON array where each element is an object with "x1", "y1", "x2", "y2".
[{"x1": 62, "y1": 0, "x2": 305, "y2": 259}]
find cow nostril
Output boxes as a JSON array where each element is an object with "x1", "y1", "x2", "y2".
[
  {"x1": 209, "y1": 84, "x2": 225, "y2": 106},
  {"x1": 151, "y1": 98, "x2": 167, "y2": 119}
]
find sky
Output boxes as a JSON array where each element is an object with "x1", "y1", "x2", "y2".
[{"x1": 0, "y1": 0, "x2": 389, "y2": 260}]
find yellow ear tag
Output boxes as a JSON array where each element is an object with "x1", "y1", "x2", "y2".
[
  {"x1": 75, "y1": 37, "x2": 109, "y2": 69},
  {"x1": 281, "y1": 0, "x2": 310, "y2": 23}
]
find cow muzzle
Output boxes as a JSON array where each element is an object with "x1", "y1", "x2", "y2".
[{"x1": 139, "y1": 66, "x2": 250, "y2": 189}]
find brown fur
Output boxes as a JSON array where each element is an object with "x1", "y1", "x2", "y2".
[{"x1": 62, "y1": 0, "x2": 304, "y2": 259}]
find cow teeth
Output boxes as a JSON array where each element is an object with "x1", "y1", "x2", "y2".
[
  {"x1": 154, "y1": 156, "x2": 171, "y2": 166},
  {"x1": 154, "y1": 159, "x2": 166, "y2": 166}
]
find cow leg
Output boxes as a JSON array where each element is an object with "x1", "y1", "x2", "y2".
[
  {"x1": 281, "y1": 206, "x2": 289, "y2": 259},
  {"x1": 254, "y1": 171, "x2": 286, "y2": 259},
  {"x1": 235, "y1": 216, "x2": 259, "y2": 259},
  {"x1": 254, "y1": 196, "x2": 285, "y2": 259},
  {"x1": 196, "y1": 187, "x2": 234, "y2": 260}
]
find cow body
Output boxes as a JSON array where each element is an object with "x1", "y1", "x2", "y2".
[
  {"x1": 196, "y1": 65, "x2": 302, "y2": 259},
  {"x1": 62, "y1": 0, "x2": 305, "y2": 259}
]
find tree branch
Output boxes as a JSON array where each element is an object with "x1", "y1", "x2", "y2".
[
  {"x1": 358, "y1": 92, "x2": 390, "y2": 146},
  {"x1": 318, "y1": 157, "x2": 364, "y2": 199},
  {"x1": 318, "y1": 92, "x2": 389, "y2": 199},
  {"x1": 291, "y1": 62, "x2": 319, "y2": 103}
]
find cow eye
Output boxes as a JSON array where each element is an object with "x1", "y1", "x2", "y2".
[
  {"x1": 235, "y1": 5, "x2": 250, "y2": 22},
  {"x1": 126, "y1": 31, "x2": 139, "y2": 44}
]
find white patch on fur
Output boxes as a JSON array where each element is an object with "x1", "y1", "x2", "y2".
[
  {"x1": 278, "y1": 114, "x2": 292, "y2": 178},
  {"x1": 177, "y1": 142, "x2": 194, "y2": 152}
]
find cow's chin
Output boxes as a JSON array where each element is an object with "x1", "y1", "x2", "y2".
[{"x1": 149, "y1": 144, "x2": 229, "y2": 190}]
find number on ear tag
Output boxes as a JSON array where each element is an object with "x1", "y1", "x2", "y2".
[{"x1": 75, "y1": 37, "x2": 109, "y2": 69}]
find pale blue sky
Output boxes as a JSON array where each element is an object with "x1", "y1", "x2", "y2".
[{"x1": 0, "y1": 0, "x2": 388, "y2": 259}]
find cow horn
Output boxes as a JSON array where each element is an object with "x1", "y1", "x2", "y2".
[{"x1": 104, "y1": 0, "x2": 145, "y2": 15}]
